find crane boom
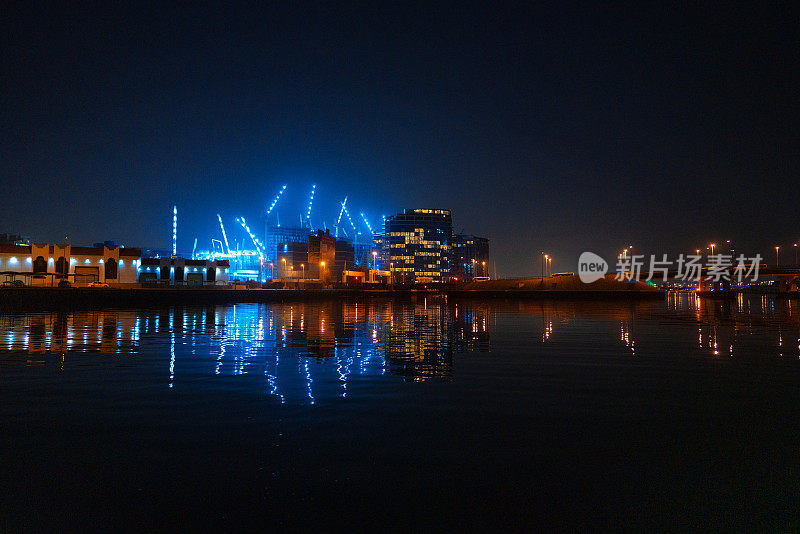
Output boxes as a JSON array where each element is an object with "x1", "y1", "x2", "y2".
[
  {"x1": 217, "y1": 214, "x2": 231, "y2": 254},
  {"x1": 236, "y1": 217, "x2": 265, "y2": 258},
  {"x1": 266, "y1": 184, "x2": 287, "y2": 217},
  {"x1": 335, "y1": 196, "x2": 347, "y2": 238},
  {"x1": 342, "y1": 203, "x2": 358, "y2": 233},
  {"x1": 306, "y1": 184, "x2": 316, "y2": 229},
  {"x1": 360, "y1": 212, "x2": 374, "y2": 235}
]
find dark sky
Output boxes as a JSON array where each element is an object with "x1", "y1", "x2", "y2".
[{"x1": 2, "y1": 3, "x2": 798, "y2": 275}]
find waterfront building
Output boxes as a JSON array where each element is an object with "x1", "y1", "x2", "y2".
[
  {"x1": 372, "y1": 229, "x2": 388, "y2": 269},
  {"x1": 0, "y1": 243, "x2": 141, "y2": 285},
  {"x1": 138, "y1": 258, "x2": 229, "y2": 285},
  {"x1": 276, "y1": 229, "x2": 386, "y2": 284},
  {"x1": 308, "y1": 230, "x2": 336, "y2": 283},
  {"x1": 385, "y1": 209, "x2": 453, "y2": 283},
  {"x1": 452, "y1": 234, "x2": 490, "y2": 281},
  {"x1": 264, "y1": 224, "x2": 312, "y2": 266},
  {"x1": 277, "y1": 241, "x2": 310, "y2": 279},
  {"x1": 333, "y1": 239, "x2": 355, "y2": 279}
]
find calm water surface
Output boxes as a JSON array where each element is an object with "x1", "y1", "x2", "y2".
[{"x1": 2, "y1": 294, "x2": 799, "y2": 530}]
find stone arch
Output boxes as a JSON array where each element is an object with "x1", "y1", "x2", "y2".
[
  {"x1": 33, "y1": 256, "x2": 47, "y2": 274},
  {"x1": 55, "y1": 257, "x2": 67, "y2": 276}
]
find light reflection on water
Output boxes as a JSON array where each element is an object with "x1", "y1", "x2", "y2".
[
  {"x1": 0, "y1": 298, "x2": 491, "y2": 403},
  {"x1": 1, "y1": 293, "x2": 799, "y2": 404}
]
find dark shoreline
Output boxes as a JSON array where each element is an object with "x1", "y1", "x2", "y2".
[{"x1": 0, "y1": 286, "x2": 666, "y2": 309}]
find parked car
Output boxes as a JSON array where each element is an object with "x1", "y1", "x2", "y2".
[
  {"x1": 58, "y1": 280, "x2": 72, "y2": 288},
  {"x1": 2, "y1": 280, "x2": 24, "y2": 287},
  {"x1": 89, "y1": 281, "x2": 110, "y2": 288}
]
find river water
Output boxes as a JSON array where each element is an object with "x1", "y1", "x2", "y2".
[{"x1": 1, "y1": 294, "x2": 798, "y2": 529}]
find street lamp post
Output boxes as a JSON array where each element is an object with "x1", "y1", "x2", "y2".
[
  {"x1": 320, "y1": 261, "x2": 325, "y2": 285},
  {"x1": 775, "y1": 246, "x2": 780, "y2": 267},
  {"x1": 794, "y1": 244, "x2": 798, "y2": 266},
  {"x1": 281, "y1": 258, "x2": 286, "y2": 278},
  {"x1": 301, "y1": 263, "x2": 305, "y2": 279},
  {"x1": 482, "y1": 260, "x2": 486, "y2": 278},
  {"x1": 710, "y1": 243, "x2": 715, "y2": 256},
  {"x1": 390, "y1": 261, "x2": 394, "y2": 287},
  {"x1": 372, "y1": 250, "x2": 377, "y2": 270}
]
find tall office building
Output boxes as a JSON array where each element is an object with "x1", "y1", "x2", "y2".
[
  {"x1": 385, "y1": 209, "x2": 452, "y2": 283},
  {"x1": 452, "y1": 234, "x2": 490, "y2": 281}
]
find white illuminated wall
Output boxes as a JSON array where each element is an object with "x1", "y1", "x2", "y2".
[{"x1": 0, "y1": 244, "x2": 141, "y2": 285}]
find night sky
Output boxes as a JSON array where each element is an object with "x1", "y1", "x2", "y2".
[{"x1": 2, "y1": 3, "x2": 798, "y2": 275}]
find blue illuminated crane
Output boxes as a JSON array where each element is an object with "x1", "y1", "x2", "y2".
[
  {"x1": 360, "y1": 212, "x2": 374, "y2": 235},
  {"x1": 341, "y1": 201, "x2": 360, "y2": 247},
  {"x1": 266, "y1": 184, "x2": 287, "y2": 219},
  {"x1": 305, "y1": 184, "x2": 316, "y2": 229},
  {"x1": 342, "y1": 203, "x2": 358, "y2": 235},
  {"x1": 335, "y1": 196, "x2": 347, "y2": 238},
  {"x1": 236, "y1": 216, "x2": 265, "y2": 258},
  {"x1": 217, "y1": 214, "x2": 231, "y2": 254}
]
